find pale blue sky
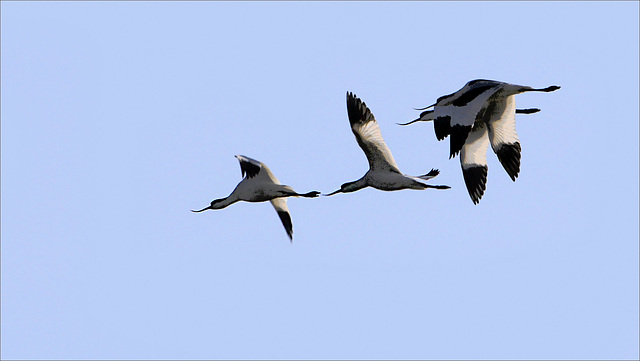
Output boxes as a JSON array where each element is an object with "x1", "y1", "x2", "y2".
[{"x1": 1, "y1": 1, "x2": 638, "y2": 360}]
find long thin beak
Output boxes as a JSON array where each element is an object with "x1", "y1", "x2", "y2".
[
  {"x1": 413, "y1": 102, "x2": 436, "y2": 111},
  {"x1": 397, "y1": 118, "x2": 424, "y2": 126},
  {"x1": 323, "y1": 189, "x2": 342, "y2": 196},
  {"x1": 191, "y1": 206, "x2": 212, "y2": 213}
]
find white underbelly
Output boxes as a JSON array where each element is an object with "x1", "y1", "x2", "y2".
[{"x1": 366, "y1": 171, "x2": 414, "y2": 191}]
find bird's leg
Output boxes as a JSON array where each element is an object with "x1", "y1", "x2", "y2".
[
  {"x1": 425, "y1": 184, "x2": 451, "y2": 190},
  {"x1": 280, "y1": 190, "x2": 320, "y2": 198},
  {"x1": 516, "y1": 108, "x2": 541, "y2": 114},
  {"x1": 299, "y1": 191, "x2": 321, "y2": 198}
]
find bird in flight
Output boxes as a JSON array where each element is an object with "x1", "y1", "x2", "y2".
[
  {"x1": 192, "y1": 155, "x2": 320, "y2": 241},
  {"x1": 399, "y1": 79, "x2": 560, "y2": 204},
  {"x1": 326, "y1": 92, "x2": 450, "y2": 196}
]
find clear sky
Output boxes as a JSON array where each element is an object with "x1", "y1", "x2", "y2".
[{"x1": 1, "y1": 1, "x2": 638, "y2": 360}]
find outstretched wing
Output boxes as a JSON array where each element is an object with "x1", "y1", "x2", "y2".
[
  {"x1": 483, "y1": 94, "x2": 521, "y2": 181},
  {"x1": 434, "y1": 81, "x2": 502, "y2": 158},
  {"x1": 460, "y1": 123, "x2": 490, "y2": 205},
  {"x1": 346, "y1": 92, "x2": 401, "y2": 173},
  {"x1": 235, "y1": 155, "x2": 281, "y2": 184},
  {"x1": 270, "y1": 198, "x2": 293, "y2": 241}
]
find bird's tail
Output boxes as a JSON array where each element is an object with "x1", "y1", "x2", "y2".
[
  {"x1": 417, "y1": 168, "x2": 440, "y2": 181},
  {"x1": 410, "y1": 169, "x2": 450, "y2": 189}
]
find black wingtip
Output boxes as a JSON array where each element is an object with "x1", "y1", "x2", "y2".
[
  {"x1": 462, "y1": 165, "x2": 488, "y2": 205},
  {"x1": 346, "y1": 91, "x2": 374, "y2": 125},
  {"x1": 495, "y1": 142, "x2": 521, "y2": 181},
  {"x1": 237, "y1": 156, "x2": 261, "y2": 178},
  {"x1": 276, "y1": 210, "x2": 293, "y2": 242},
  {"x1": 346, "y1": 91, "x2": 358, "y2": 104}
]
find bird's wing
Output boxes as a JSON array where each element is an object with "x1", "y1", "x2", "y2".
[
  {"x1": 346, "y1": 92, "x2": 401, "y2": 173},
  {"x1": 460, "y1": 123, "x2": 490, "y2": 205},
  {"x1": 449, "y1": 82, "x2": 502, "y2": 108},
  {"x1": 270, "y1": 198, "x2": 293, "y2": 241},
  {"x1": 484, "y1": 94, "x2": 521, "y2": 181},
  {"x1": 235, "y1": 155, "x2": 281, "y2": 184},
  {"x1": 436, "y1": 83, "x2": 502, "y2": 158}
]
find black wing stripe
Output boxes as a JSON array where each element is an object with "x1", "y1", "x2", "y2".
[
  {"x1": 451, "y1": 85, "x2": 496, "y2": 107},
  {"x1": 239, "y1": 160, "x2": 261, "y2": 178},
  {"x1": 449, "y1": 124, "x2": 472, "y2": 158},
  {"x1": 434, "y1": 116, "x2": 451, "y2": 141},
  {"x1": 436, "y1": 91, "x2": 456, "y2": 104}
]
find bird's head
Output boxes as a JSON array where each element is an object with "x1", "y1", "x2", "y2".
[
  {"x1": 324, "y1": 181, "x2": 360, "y2": 196},
  {"x1": 191, "y1": 198, "x2": 226, "y2": 212}
]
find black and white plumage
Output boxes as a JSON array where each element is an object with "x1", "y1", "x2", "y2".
[
  {"x1": 399, "y1": 79, "x2": 560, "y2": 204},
  {"x1": 192, "y1": 155, "x2": 320, "y2": 241},
  {"x1": 326, "y1": 92, "x2": 450, "y2": 196}
]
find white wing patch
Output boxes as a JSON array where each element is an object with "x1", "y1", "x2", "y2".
[
  {"x1": 460, "y1": 124, "x2": 490, "y2": 204},
  {"x1": 353, "y1": 120, "x2": 400, "y2": 172},
  {"x1": 270, "y1": 198, "x2": 293, "y2": 240},
  {"x1": 487, "y1": 95, "x2": 519, "y2": 151},
  {"x1": 461, "y1": 124, "x2": 490, "y2": 168},
  {"x1": 256, "y1": 163, "x2": 281, "y2": 184}
]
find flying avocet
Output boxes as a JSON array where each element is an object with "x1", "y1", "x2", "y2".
[
  {"x1": 326, "y1": 92, "x2": 450, "y2": 196},
  {"x1": 398, "y1": 79, "x2": 560, "y2": 204},
  {"x1": 192, "y1": 155, "x2": 320, "y2": 241}
]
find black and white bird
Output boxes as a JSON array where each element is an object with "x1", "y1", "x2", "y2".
[
  {"x1": 399, "y1": 79, "x2": 560, "y2": 204},
  {"x1": 326, "y1": 92, "x2": 450, "y2": 196},
  {"x1": 192, "y1": 155, "x2": 320, "y2": 241}
]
